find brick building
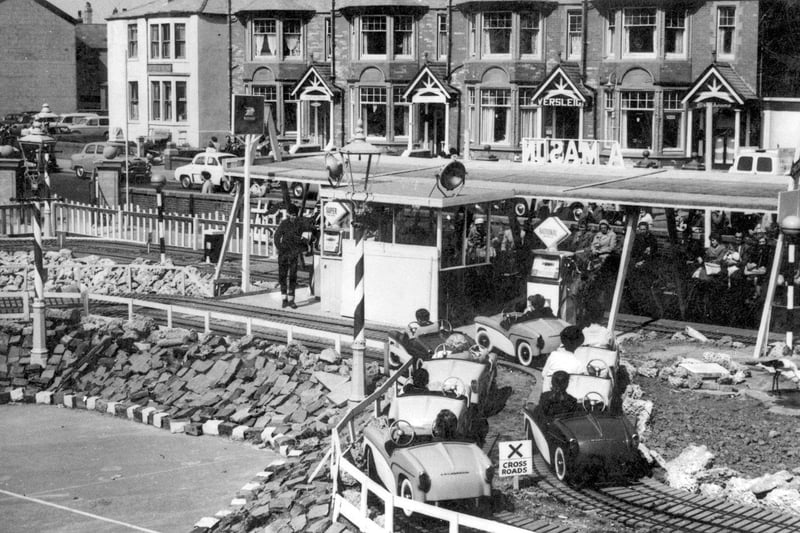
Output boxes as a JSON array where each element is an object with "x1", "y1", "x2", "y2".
[
  {"x1": 0, "y1": 0, "x2": 77, "y2": 117},
  {"x1": 106, "y1": 0, "x2": 763, "y2": 169}
]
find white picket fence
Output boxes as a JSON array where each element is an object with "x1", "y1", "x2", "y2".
[{"x1": 0, "y1": 201, "x2": 279, "y2": 258}]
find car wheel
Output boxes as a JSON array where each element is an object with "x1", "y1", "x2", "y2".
[
  {"x1": 179, "y1": 175, "x2": 192, "y2": 189},
  {"x1": 74, "y1": 166, "x2": 85, "y2": 179},
  {"x1": 291, "y1": 182, "x2": 305, "y2": 198},
  {"x1": 220, "y1": 176, "x2": 233, "y2": 193},
  {"x1": 399, "y1": 477, "x2": 415, "y2": 518},
  {"x1": 476, "y1": 329, "x2": 494, "y2": 353},
  {"x1": 516, "y1": 340, "x2": 535, "y2": 367},
  {"x1": 554, "y1": 446, "x2": 569, "y2": 482}
]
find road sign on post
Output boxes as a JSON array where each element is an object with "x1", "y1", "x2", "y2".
[{"x1": 498, "y1": 439, "x2": 532, "y2": 488}]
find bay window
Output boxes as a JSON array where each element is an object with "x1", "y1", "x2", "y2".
[
  {"x1": 360, "y1": 15, "x2": 415, "y2": 59},
  {"x1": 284, "y1": 19, "x2": 301, "y2": 57},
  {"x1": 253, "y1": 18, "x2": 302, "y2": 60},
  {"x1": 480, "y1": 89, "x2": 510, "y2": 144},
  {"x1": 621, "y1": 91, "x2": 653, "y2": 149},
  {"x1": 163, "y1": 82, "x2": 172, "y2": 121},
  {"x1": 624, "y1": 8, "x2": 656, "y2": 56},
  {"x1": 149, "y1": 22, "x2": 185, "y2": 59},
  {"x1": 394, "y1": 16, "x2": 413, "y2": 57},
  {"x1": 361, "y1": 87, "x2": 387, "y2": 138},
  {"x1": 566, "y1": 10, "x2": 582, "y2": 61},
  {"x1": 150, "y1": 80, "x2": 187, "y2": 122},
  {"x1": 160, "y1": 24, "x2": 170, "y2": 58},
  {"x1": 520, "y1": 12, "x2": 540, "y2": 57},
  {"x1": 175, "y1": 82, "x2": 187, "y2": 122},
  {"x1": 254, "y1": 19, "x2": 278, "y2": 57},
  {"x1": 717, "y1": 6, "x2": 735, "y2": 57},
  {"x1": 175, "y1": 23, "x2": 186, "y2": 59},
  {"x1": 482, "y1": 12, "x2": 511, "y2": 56},
  {"x1": 150, "y1": 81, "x2": 161, "y2": 120}
]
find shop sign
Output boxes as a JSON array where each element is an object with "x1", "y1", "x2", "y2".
[
  {"x1": 521, "y1": 138, "x2": 625, "y2": 167},
  {"x1": 540, "y1": 96, "x2": 584, "y2": 107}
]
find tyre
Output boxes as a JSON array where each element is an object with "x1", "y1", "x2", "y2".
[
  {"x1": 220, "y1": 176, "x2": 233, "y2": 193},
  {"x1": 399, "y1": 477, "x2": 415, "y2": 517},
  {"x1": 516, "y1": 340, "x2": 534, "y2": 367},
  {"x1": 476, "y1": 329, "x2": 493, "y2": 352},
  {"x1": 180, "y1": 175, "x2": 192, "y2": 189},
  {"x1": 74, "y1": 166, "x2": 85, "y2": 179},
  {"x1": 554, "y1": 446, "x2": 569, "y2": 482}
]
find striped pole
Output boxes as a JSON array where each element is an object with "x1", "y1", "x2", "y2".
[
  {"x1": 351, "y1": 213, "x2": 366, "y2": 403},
  {"x1": 156, "y1": 188, "x2": 166, "y2": 264},
  {"x1": 30, "y1": 201, "x2": 48, "y2": 366}
]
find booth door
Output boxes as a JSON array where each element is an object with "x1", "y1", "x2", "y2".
[
  {"x1": 543, "y1": 106, "x2": 579, "y2": 139},
  {"x1": 340, "y1": 240, "x2": 439, "y2": 325},
  {"x1": 307, "y1": 101, "x2": 330, "y2": 148}
]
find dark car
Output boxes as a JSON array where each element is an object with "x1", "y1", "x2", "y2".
[
  {"x1": 70, "y1": 142, "x2": 151, "y2": 183},
  {"x1": 522, "y1": 374, "x2": 648, "y2": 485}
]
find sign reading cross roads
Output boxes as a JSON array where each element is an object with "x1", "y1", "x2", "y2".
[{"x1": 498, "y1": 439, "x2": 533, "y2": 477}]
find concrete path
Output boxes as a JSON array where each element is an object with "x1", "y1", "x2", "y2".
[{"x1": 0, "y1": 405, "x2": 279, "y2": 533}]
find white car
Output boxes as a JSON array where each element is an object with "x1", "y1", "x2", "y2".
[{"x1": 173, "y1": 151, "x2": 238, "y2": 192}]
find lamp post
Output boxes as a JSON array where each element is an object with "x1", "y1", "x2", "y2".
[
  {"x1": 151, "y1": 174, "x2": 167, "y2": 264},
  {"x1": 337, "y1": 121, "x2": 382, "y2": 404},
  {"x1": 782, "y1": 215, "x2": 800, "y2": 353}
]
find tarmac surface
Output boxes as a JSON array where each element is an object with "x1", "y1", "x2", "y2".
[{"x1": 0, "y1": 404, "x2": 279, "y2": 533}]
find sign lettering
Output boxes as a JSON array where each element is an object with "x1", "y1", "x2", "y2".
[
  {"x1": 521, "y1": 138, "x2": 625, "y2": 167},
  {"x1": 498, "y1": 440, "x2": 533, "y2": 477}
]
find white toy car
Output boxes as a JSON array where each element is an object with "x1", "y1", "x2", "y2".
[{"x1": 173, "y1": 151, "x2": 237, "y2": 192}]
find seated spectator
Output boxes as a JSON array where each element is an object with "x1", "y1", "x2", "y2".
[
  {"x1": 540, "y1": 371, "x2": 578, "y2": 417},
  {"x1": 590, "y1": 220, "x2": 617, "y2": 261},
  {"x1": 564, "y1": 219, "x2": 593, "y2": 256},
  {"x1": 403, "y1": 367, "x2": 430, "y2": 395},
  {"x1": 520, "y1": 294, "x2": 555, "y2": 321},
  {"x1": 432, "y1": 409, "x2": 459, "y2": 440},
  {"x1": 692, "y1": 233, "x2": 728, "y2": 280},
  {"x1": 632, "y1": 220, "x2": 658, "y2": 267},
  {"x1": 541, "y1": 326, "x2": 586, "y2": 392}
]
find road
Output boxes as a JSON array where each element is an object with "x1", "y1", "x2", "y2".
[{"x1": 0, "y1": 405, "x2": 279, "y2": 533}]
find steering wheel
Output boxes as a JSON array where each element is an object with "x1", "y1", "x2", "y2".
[
  {"x1": 582, "y1": 391, "x2": 606, "y2": 413},
  {"x1": 407, "y1": 321, "x2": 420, "y2": 336},
  {"x1": 389, "y1": 419, "x2": 415, "y2": 447},
  {"x1": 469, "y1": 344, "x2": 488, "y2": 362},
  {"x1": 586, "y1": 358, "x2": 610, "y2": 378},
  {"x1": 442, "y1": 376, "x2": 467, "y2": 398},
  {"x1": 432, "y1": 343, "x2": 448, "y2": 359},
  {"x1": 438, "y1": 319, "x2": 453, "y2": 335}
]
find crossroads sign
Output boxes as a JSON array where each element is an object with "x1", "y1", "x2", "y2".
[{"x1": 498, "y1": 439, "x2": 533, "y2": 477}]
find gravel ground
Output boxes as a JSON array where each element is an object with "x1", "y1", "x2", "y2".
[{"x1": 486, "y1": 335, "x2": 800, "y2": 532}]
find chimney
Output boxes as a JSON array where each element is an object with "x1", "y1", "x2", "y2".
[{"x1": 83, "y1": 2, "x2": 93, "y2": 24}]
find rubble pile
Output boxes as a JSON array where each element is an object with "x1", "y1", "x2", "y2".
[{"x1": 0, "y1": 313, "x2": 364, "y2": 532}]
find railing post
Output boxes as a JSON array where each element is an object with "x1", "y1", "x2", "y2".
[
  {"x1": 118, "y1": 205, "x2": 124, "y2": 240},
  {"x1": 128, "y1": 266, "x2": 132, "y2": 292},
  {"x1": 193, "y1": 214, "x2": 200, "y2": 251}
]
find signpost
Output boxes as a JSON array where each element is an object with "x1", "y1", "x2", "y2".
[{"x1": 498, "y1": 439, "x2": 533, "y2": 489}]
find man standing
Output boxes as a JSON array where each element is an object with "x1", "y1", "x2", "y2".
[
  {"x1": 200, "y1": 171, "x2": 213, "y2": 194},
  {"x1": 274, "y1": 204, "x2": 304, "y2": 309}
]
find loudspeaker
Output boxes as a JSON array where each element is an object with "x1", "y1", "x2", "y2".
[{"x1": 435, "y1": 159, "x2": 466, "y2": 196}]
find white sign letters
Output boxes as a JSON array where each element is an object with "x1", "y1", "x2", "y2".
[{"x1": 521, "y1": 138, "x2": 625, "y2": 167}]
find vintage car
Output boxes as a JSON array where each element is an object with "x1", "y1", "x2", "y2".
[
  {"x1": 362, "y1": 393, "x2": 493, "y2": 516},
  {"x1": 419, "y1": 356, "x2": 495, "y2": 415},
  {"x1": 173, "y1": 150, "x2": 238, "y2": 192},
  {"x1": 522, "y1": 374, "x2": 646, "y2": 485},
  {"x1": 474, "y1": 311, "x2": 570, "y2": 366},
  {"x1": 66, "y1": 115, "x2": 110, "y2": 140},
  {"x1": 70, "y1": 141, "x2": 151, "y2": 182}
]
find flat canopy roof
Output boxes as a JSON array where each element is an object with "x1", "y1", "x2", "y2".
[{"x1": 229, "y1": 154, "x2": 790, "y2": 213}]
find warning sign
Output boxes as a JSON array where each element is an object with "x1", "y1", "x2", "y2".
[{"x1": 498, "y1": 440, "x2": 533, "y2": 477}]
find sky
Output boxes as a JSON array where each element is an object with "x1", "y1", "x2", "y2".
[{"x1": 49, "y1": 0, "x2": 142, "y2": 22}]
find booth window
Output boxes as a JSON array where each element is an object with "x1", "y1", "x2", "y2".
[
  {"x1": 362, "y1": 205, "x2": 394, "y2": 243},
  {"x1": 396, "y1": 207, "x2": 437, "y2": 246}
]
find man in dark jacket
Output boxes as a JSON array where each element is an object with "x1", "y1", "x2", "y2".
[{"x1": 274, "y1": 204, "x2": 305, "y2": 308}]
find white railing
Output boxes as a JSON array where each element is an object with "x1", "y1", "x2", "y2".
[{"x1": 328, "y1": 360, "x2": 531, "y2": 533}]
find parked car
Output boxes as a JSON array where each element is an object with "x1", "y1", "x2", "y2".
[
  {"x1": 66, "y1": 115, "x2": 110, "y2": 140},
  {"x1": 53, "y1": 113, "x2": 99, "y2": 134},
  {"x1": 173, "y1": 150, "x2": 238, "y2": 192},
  {"x1": 362, "y1": 393, "x2": 493, "y2": 517},
  {"x1": 522, "y1": 373, "x2": 648, "y2": 485},
  {"x1": 70, "y1": 141, "x2": 151, "y2": 183},
  {"x1": 474, "y1": 311, "x2": 570, "y2": 367}
]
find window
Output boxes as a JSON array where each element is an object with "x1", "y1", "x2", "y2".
[
  {"x1": 362, "y1": 15, "x2": 387, "y2": 56},
  {"x1": 665, "y1": 11, "x2": 686, "y2": 57},
  {"x1": 252, "y1": 85, "x2": 277, "y2": 123},
  {"x1": 482, "y1": 12, "x2": 511, "y2": 56},
  {"x1": 393, "y1": 87, "x2": 409, "y2": 138},
  {"x1": 662, "y1": 92, "x2": 683, "y2": 149},
  {"x1": 128, "y1": 81, "x2": 139, "y2": 120},
  {"x1": 360, "y1": 87, "x2": 387, "y2": 138},
  {"x1": 467, "y1": 88, "x2": 477, "y2": 143},
  {"x1": 623, "y1": 8, "x2": 656, "y2": 55},
  {"x1": 149, "y1": 22, "x2": 185, "y2": 59},
  {"x1": 253, "y1": 19, "x2": 278, "y2": 57},
  {"x1": 717, "y1": 6, "x2": 735, "y2": 56},
  {"x1": 604, "y1": 91, "x2": 615, "y2": 141},
  {"x1": 605, "y1": 11, "x2": 617, "y2": 57},
  {"x1": 621, "y1": 91, "x2": 653, "y2": 149},
  {"x1": 252, "y1": 18, "x2": 303, "y2": 60},
  {"x1": 324, "y1": 17, "x2": 332, "y2": 60},
  {"x1": 394, "y1": 16, "x2": 412, "y2": 56},
  {"x1": 150, "y1": 80, "x2": 187, "y2": 122},
  {"x1": 437, "y1": 14, "x2": 448, "y2": 59},
  {"x1": 520, "y1": 12, "x2": 540, "y2": 56},
  {"x1": 283, "y1": 19, "x2": 301, "y2": 57},
  {"x1": 151, "y1": 81, "x2": 161, "y2": 120},
  {"x1": 283, "y1": 85, "x2": 297, "y2": 134},
  {"x1": 468, "y1": 14, "x2": 477, "y2": 57},
  {"x1": 175, "y1": 23, "x2": 186, "y2": 59},
  {"x1": 480, "y1": 89, "x2": 510, "y2": 144},
  {"x1": 128, "y1": 24, "x2": 138, "y2": 58},
  {"x1": 519, "y1": 88, "x2": 537, "y2": 139},
  {"x1": 566, "y1": 10, "x2": 582, "y2": 61}
]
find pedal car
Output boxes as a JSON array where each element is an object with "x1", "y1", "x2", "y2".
[
  {"x1": 521, "y1": 374, "x2": 646, "y2": 485},
  {"x1": 386, "y1": 319, "x2": 453, "y2": 371},
  {"x1": 362, "y1": 393, "x2": 493, "y2": 516},
  {"x1": 419, "y1": 355, "x2": 495, "y2": 416},
  {"x1": 474, "y1": 310, "x2": 570, "y2": 366}
]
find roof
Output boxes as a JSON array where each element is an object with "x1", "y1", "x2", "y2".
[
  {"x1": 21, "y1": 0, "x2": 77, "y2": 23},
  {"x1": 682, "y1": 63, "x2": 757, "y2": 106},
  {"x1": 229, "y1": 154, "x2": 787, "y2": 213},
  {"x1": 528, "y1": 63, "x2": 593, "y2": 105},
  {"x1": 106, "y1": 0, "x2": 241, "y2": 19},
  {"x1": 402, "y1": 64, "x2": 458, "y2": 102},
  {"x1": 453, "y1": 0, "x2": 556, "y2": 10},
  {"x1": 291, "y1": 64, "x2": 341, "y2": 98},
  {"x1": 236, "y1": 0, "x2": 322, "y2": 12},
  {"x1": 75, "y1": 23, "x2": 107, "y2": 49},
  {"x1": 339, "y1": 0, "x2": 446, "y2": 13}
]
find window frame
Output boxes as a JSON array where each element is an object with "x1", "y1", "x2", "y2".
[
  {"x1": 358, "y1": 14, "x2": 415, "y2": 60},
  {"x1": 481, "y1": 11, "x2": 512, "y2": 58},
  {"x1": 621, "y1": 91, "x2": 654, "y2": 150},
  {"x1": 252, "y1": 17, "x2": 303, "y2": 61},
  {"x1": 150, "y1": 80, "x2": 188, "y2": 123},
  {"x1": 716, "y1": 5, "x2": 736, "y2": 58},
  {"x1": 128, "y1": 81, "x2": 139, "y2": 120},
  {"x1": 605, "y1": 11, "x2": 617, "y2": 57},
  {"x1": 393, "y1": 86, "x2": 410, "y2": 138},
  {"x1": 149, "y1": 22, "x2": 186, "y2": 60},
  {"x1": 519, "y1": 87, "x2": 538, "y2": 139},
  {"x1": 437, "y1": 14, "x2": 448, "y2": 59},
  {"x1": 566, "y1": 10, "x2": 583, "y2": 61},
  {"x1": 359, "y1": 86, "x2": 388, "y2": 139},
  {"x1": 664, "y1": 10, "x2": 687, "y2": 59},
  {"x1": 662, "y1": 91, "x2": 685, "y2": 150},
  {"x1": 622, "y1": 7, "x2": 657, "y2": 58},
  {"x1": 128, "y1": 24, "x2": 138, "y2": 59},
  {"x1": 519, "y1": 11, "x2": 541, "y2": 59},
  {"x1": 478, "y1": 88, "x2": 511, "y2": 145}
]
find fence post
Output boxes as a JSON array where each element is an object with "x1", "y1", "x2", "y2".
[
  {"x1": 118, "y1": 206, "x2": 124, "y2": 240},
  {"x1": 128, "y1": 266, "x2": 132, "y2": 292},
  {"x1": 180, "y1": 268, "x2": 185, "y2": 295},
  {"x1": 81, "y1": 289, "x2": 89, "y2": 317},
  {"x1": 193, "y1": 214, "x2": 200, "y2": 251}
]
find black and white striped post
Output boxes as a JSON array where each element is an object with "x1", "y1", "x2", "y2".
[
  {"x1": 782, "y1": 215, "x2": 800, "y2": 353},
  {"x1": 151, "y1": 174, "x2": 167, "y2": 264},
  {"x1": 339, "y1": 121, "x2": 381, "y2": 404},
  {"x1": 30, "y1": 199, "x2": 48, "y2": 366}
]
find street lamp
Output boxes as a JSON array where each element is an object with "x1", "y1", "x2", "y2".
[
  {"x1": 333, "y1": 121, "x2": 382, "y2": 403},
  {"x1": 151, "y1": 173, "x2": 167, "y2": 264},
  {"x1": 782, "y1": 215, "x2": 800, "y2": 353}
]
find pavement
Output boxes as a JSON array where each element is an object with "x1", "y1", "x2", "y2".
[{"x1": 0, "y1": 405, "x2": 281, "y2": 533}]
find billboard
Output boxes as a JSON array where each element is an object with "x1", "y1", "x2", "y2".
[{"x1": 232, "y1": 94, "x2": 265, "y2": 136}]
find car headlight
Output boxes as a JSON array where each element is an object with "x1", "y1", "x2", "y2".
[
  {"x1": 418, "y1": 472, "x2": 431, "y2": 493},
  {"x1": 569, "y1": 438, "x2": 579, "y2": 455},
  {"x1": 631, "y1": 433, "x2": 640, "y2": 448},
  {"x1": 485, "y1": 465, "x2": 495, "y2": 483}
]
